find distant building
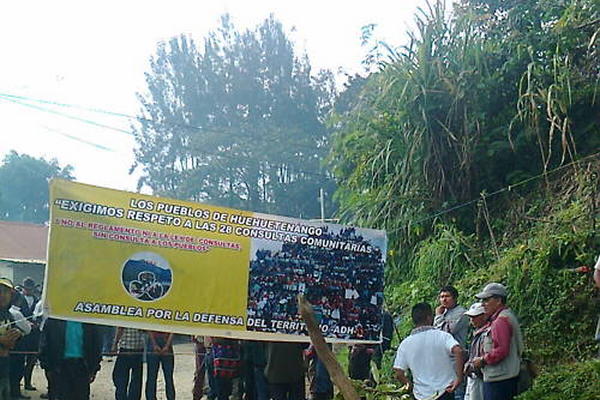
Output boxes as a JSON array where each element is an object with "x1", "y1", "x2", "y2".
[{"x1": 0, "y1": 220, "x2": 47, "y2": 288}]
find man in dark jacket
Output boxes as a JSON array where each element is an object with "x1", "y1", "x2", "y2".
[
  {"x1": 12, "y1": 278, "x2": 40, "y2": 395},
  {"x1": 39, "y1": 318, "x2": 102, "y2": 400},
  {"x1": 9, "y1": 286, "x2": 33, "y2": 399},
  {"x1": 264, "y1": 342, "x2": 305, "y2": 400}
]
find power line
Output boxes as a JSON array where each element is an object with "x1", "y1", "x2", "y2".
[
  {"x1": 0, "y1": 95, "x2": 132, "y2": 136},
  {"x1": 0, "y1": 93, "x2": 334, "y2": 180},
  {"x1": 7, "y1": 91, "x2": 595, "y2": 229},
  {"x1": 409, "y1": 151, "x2": 600, "y2": 227},
  {"x1": 42, "y1": 126, "x2": 116, "y2": 152},
  {"x1": 0, "y1": 93, "x2": 335, "y2": 214},
  {"x1": 0, "y1": 92, "x2": 330, "y2": 154}
]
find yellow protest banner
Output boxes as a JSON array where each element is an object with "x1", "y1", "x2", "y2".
[{"x1": 46, "y1": 179, "x2": 387, "y2": 342}]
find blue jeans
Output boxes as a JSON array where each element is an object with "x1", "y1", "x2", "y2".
[
  {"x1": 313, "y1": 358, "x2": 333, "y2": 399},
  {"x1": 112, "y1": 350, "x2": 143, "y2": 400},
  {"x1": 253, "y1": 365, "x2": 268, "y2": 400},
  {"x1": 453, "y1": 379, "x2": 466, "y2": 400},
  {"x1": 483, "y1": 377, "x2": 518, "y2": 400},
  {"x1": 101, "y1": 326, "x2": 116, "y2": 354},
  {"x1": 145, "y1": 352, "x2": 175, "y2": 400},
  {"x1": 206, "y1": 348, "x2": 218, "y2": 400}
]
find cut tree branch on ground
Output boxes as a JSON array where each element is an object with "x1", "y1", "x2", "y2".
[{"x1": 297, "y1": 294, "x2": 360, "y2": 400}]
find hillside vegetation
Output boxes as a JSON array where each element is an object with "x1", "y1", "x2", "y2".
[{"x1": 329, "y1": 0, "x2": 600, "y2": 396}]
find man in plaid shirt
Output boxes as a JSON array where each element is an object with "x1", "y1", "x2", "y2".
[{"x1": 111, "y1": 327, "x2": 145, "y2": 400}]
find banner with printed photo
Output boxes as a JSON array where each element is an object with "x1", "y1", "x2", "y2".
[{"x1": 46, "y1": 179, "x2": 387, "y2": 343}]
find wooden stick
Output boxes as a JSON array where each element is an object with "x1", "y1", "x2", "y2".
[{"x1": 297, "y1": 295, "x2": 360, "y2": 400}]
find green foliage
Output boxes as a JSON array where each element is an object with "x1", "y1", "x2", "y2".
[
  {"x1": 134, "y1": 14, "x2": 336, "y2": 217},
  {"x1": 385, "y1": 169, "x2": 599, "y2": 371},
  {"x1": 516, "y1": 359, "x2": 600, "y2": 400},
  {"x1": 0, "y1": 151, "x2": 74, "y2": 223},
  {"x1": 373, "y1": 349, "x2": 401, "y2": 386},
  {"x1": 329, "y1": 0, "x2": 600, "y2": 265},
  {"x1": 386, "y1": 224, "x2": 477, "y2": 335},
  {"x1": 330, "y1": 0, "x2": 494, "y2": 250},
  {"x1": 327, "y1": 1, "x2": 600, "y2": 397},
  {"x1": 458, "y1": 198, "x2": 599, "y2": 363},
  {"x1": 334, "y1": 380, "x2": 410, "y2": 400}
]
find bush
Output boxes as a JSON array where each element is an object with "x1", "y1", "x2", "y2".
[
  {"x1": 386, "y1": 172, "x2": 600, "y2": 368},
  {"x1": 517, "y1": 360, "x2": 600, "y2": 400}
]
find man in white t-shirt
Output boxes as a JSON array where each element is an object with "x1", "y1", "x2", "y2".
[{"x1": 394, "y1": 302, "x2": 464, "y2": 400}]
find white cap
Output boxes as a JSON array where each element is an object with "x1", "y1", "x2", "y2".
[{"x1": 464, "y1": 302, "x2": 485, "y2": 317}]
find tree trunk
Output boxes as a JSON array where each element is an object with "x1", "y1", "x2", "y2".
[{"x1": 297, "y1": 295, "x2": 360, "y2": 400}]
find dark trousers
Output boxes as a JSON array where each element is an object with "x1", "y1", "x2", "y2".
[
  {"x1": 45, "y1": 370, "x2": 57, "y2": 400},
  {"x1": 193, "y1": 343, "x2": 206, "y2": 400},
  {"x1": 268, "y1": 381, "x2": 304, "y2": 400},
  {"x1": 253, "y1": 366, "x2": 268, "y2": 400},
  {"x1": 23, "y1": 330, "x2": 40, "y2": 389},
  {"x1": 0, "y1": 357, "x2": 10, "y2": 400},
  {"x1": 483, "y1": 377, "x2": 518, "y2": 400},
  {"x1": 437, "y1": 392, "x2": 454, "y2": 400},
  {"x1": 54, "y1": 358, "x2": 91, "y2": 400},
  {"x1": 9, "y1": 353, "x2": 25, "y2": 396},
  {"x1": 215, "y1": 377, "x2": 233, "y2": 400},
  {"x1": 206, "y1": 349, "x2": 217, "y2": 400},
  {"x1": 112, "y1": 350, "x2": 143, "y2": 400},
  {"x1": 23, "y1": 353, "x2": 37, "y2": 388},
  {"x1": 145, "y1": 352, "x2": 175, "y2": 400}
]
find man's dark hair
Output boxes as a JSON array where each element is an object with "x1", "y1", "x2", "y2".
[
  {"x1": 493, "y1": 295, "x2": 507, "y2": 304},
  {"x1": 439, "y1": 285, "x2": 459, "y2": 300},
  {"x1": 411, "y1": 302, "x2": 433, "y2": 325}
]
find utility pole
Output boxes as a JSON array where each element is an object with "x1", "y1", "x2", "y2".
[{"x1": 319, "y1": 187, "x2": 325, "y2": 222}]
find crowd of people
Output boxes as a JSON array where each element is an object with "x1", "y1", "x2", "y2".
[
  {"x1": 2, "y1": 254, "x2": 598, "y2": 400},
  {"x1": 0, "y1": 277, "x2": 525, "y2": 400},
  {"x1": 394, "y1": 254, "x2": 600, "y2": 400},
  {"x1": 0, "y1": 274, "x2": 352, "y2": 400},
  {"x1": 247, "y1": 227, "x2": 384, "y2": 341},
  {"x1": 393, "y1": 283, "x2": 526, "y2": 400}
]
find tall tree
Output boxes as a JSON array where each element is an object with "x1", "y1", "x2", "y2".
[
  {"x1": 0, "y1": 151, "x2": 74, "y2": 223},
  {"x1": 133, "y1": 15, "x2": 336, "y2": 218}
]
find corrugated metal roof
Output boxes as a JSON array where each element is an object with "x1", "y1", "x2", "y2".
[{"x1": 0, "y1": 221, "x2": 48, "y2": 264}]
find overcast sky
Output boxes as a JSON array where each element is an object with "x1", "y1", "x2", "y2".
[{"x1": 0, "y1": 0, "x2": 424, "y2": 192}]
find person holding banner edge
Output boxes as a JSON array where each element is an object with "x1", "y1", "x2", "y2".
[
  {"x1": 0, "y1": 278, "x2": 30, "y2": 400},
  {"x1": 39, "y1": 318, "x2": 102, "y2": 400},
  {"x1": 145, "y1": 330, "x2": 176, "y2": 400},
  {"x1": 112, "y1": 327, "x2": 145, "y2": 400}
]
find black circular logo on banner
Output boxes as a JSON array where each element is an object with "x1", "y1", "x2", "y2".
[{"x1": 121, "y1": 252, "x2": 172, "y2": 302}]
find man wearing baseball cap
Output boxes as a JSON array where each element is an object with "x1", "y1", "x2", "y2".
[
  {"x1": 471, "y1": 283, "x2": 523, "y2": 400},
  {"x1": 463, "y1": 303, "x2": 488, "y2": 400}
]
